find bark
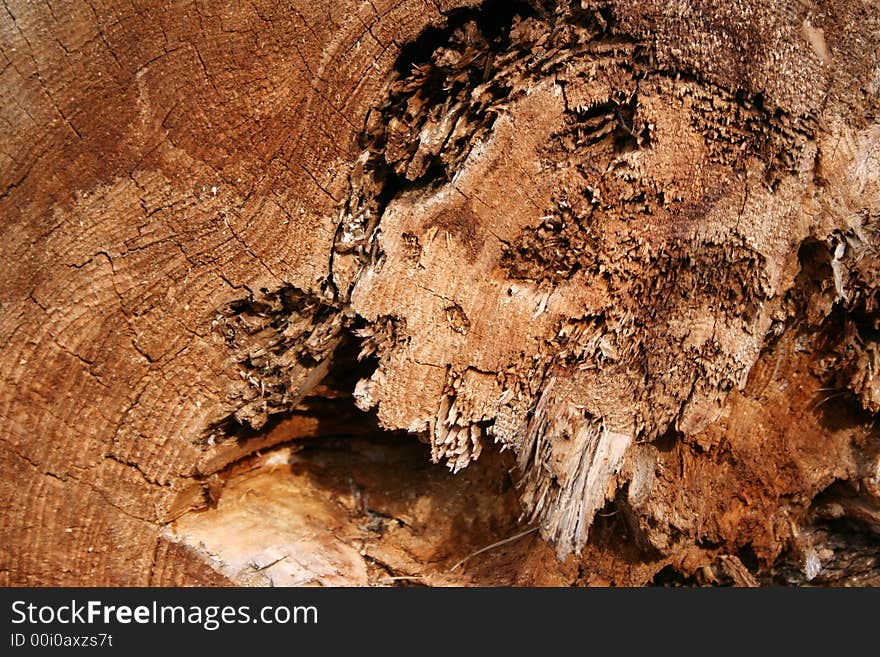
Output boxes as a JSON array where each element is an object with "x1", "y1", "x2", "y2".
[{"x1": 1, "y1": 0, "x2": 878, "y2": 586}]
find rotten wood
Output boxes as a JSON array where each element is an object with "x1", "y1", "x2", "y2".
[{"x1": 1, "y1": 0, "x2": 878, "y2": 586}]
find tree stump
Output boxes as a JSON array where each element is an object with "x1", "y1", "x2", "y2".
[{"x1": 1, "y1": 0, "x2": 878, "y2": 586}]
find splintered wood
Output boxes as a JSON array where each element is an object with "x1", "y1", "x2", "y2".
[
  {"x1": 517, "y1": 377, "x2": 633, "y2": 557},
  {"x1": 340, "y1": 3, "x2": 879, "y2": 557},
  {"x1": 2, "y1": 0, "x2": 879, "y2": 585}
]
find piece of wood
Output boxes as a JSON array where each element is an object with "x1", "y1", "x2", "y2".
[{"x1": 1, "y1": 0, "x2": 878, "y2": 585}]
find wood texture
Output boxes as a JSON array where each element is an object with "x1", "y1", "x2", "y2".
[{"x1": 1, "y1": 0, "x2": 878, "y2": 585}]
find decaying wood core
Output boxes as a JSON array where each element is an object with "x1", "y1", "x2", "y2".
[
  {"x1": 336, "y1": 0, "x2": 832, "y2": 557},
  {"x1": 190, "y1": 0, "x2": 880, "y2": 578},
  {"x1": 338, "y1": 0, "x2": 858, "y2": 557},
  {"x1": 2, "y1": 0, "x2": 878, "y2": 585}
]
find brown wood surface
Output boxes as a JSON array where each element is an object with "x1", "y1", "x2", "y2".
[{"x1": 1, "y1": 0, "x2": 878, "y2": 585}]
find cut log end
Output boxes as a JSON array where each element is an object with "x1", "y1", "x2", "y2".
[{"x1": 2, "y1": 0, "x2": 879, "y2": 585}]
